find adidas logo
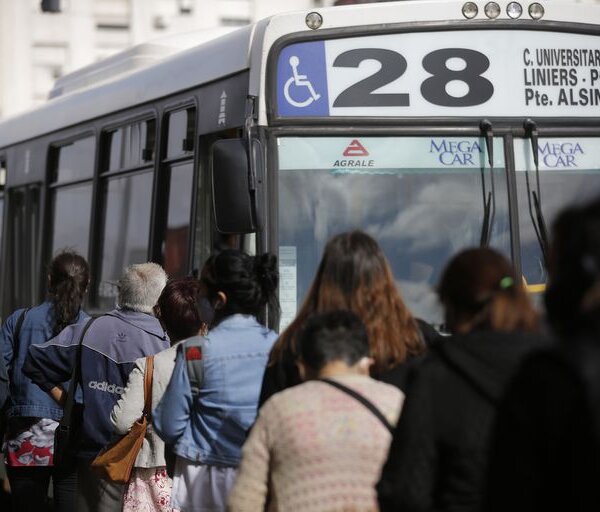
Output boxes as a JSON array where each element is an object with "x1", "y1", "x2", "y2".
[{"x1": 88, "y1": 381, "x2": 125, "y2": 395}]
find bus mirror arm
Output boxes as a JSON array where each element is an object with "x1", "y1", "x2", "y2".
[
  {"x1": 523, "y1": 119, "x2": 549, "y2": 267},
  {"x1": 479, "y1": 119, "x2": 496, "y2": 247},
  {"x1": 244, "y1": 96, "x2": 263, "y2": 229}
]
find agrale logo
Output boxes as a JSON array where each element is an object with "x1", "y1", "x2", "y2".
[{"x1": 333, "y1": 140, "x2": 374, "y2": 168}]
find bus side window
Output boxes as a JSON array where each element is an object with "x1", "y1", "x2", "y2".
[
  {"x1": 47, "y1": 136, "x2": 95, "y2": 259},
  {"x1": 95, "y1": 119, "x2": 156, "y2": 310},
  {"x1": 5, "y1": 184, "x2": 41, "y2": 312},
  {"x1": 155, "y1": 107, "x2": 196, "y2": 278}
]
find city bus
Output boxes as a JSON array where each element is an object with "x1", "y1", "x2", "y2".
[{"x1": 1, "y1": 0, "x2": 599, "y2": 328}]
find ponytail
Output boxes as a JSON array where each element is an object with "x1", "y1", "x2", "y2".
[{"x1": 48, "y1": 251, "x2": 90, "y2": 335}]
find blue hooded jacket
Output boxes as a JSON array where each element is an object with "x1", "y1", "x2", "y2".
[
  {"x1": 1, "y1": 302, "x2": 89, "y2": 421},
  {"x1": 24, "y1": 308, "x2": 169, "y2": 459}
]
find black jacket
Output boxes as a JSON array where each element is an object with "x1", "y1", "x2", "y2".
[
  {"x1": 258, "y1": 318, "x2": 440, "y2": 407},
  {"x1": 484, "y1": 335, "x2": 600, "y2": 512},
  {"x1": 377, "y1": 330, "x2": 547, "y2": 512}
]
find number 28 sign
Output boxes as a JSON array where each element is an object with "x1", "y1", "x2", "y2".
[{"x1": 274, "y1": 30, "x2": 600, "y2": 118}]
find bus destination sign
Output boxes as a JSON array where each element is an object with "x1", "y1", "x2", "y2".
[{"x1": 275, "y1": 30, "x2": 600, "y2": 118}]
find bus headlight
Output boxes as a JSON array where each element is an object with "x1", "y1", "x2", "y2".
[
  {"x1": 484, "y1": 2, "x2": 501, "y2": 19},
  {"x1": 305, "y1": 12, "x2": 323, "y2": 30},
  {"x1": 507, "y1": 2, "x2": 523, "y2": 19},
  {"x1": 462, "y1": 2, "x2": 478, "y2": 19},
  {"x1": 528, "y1": 3, "x2": 545, "y2": 19}
]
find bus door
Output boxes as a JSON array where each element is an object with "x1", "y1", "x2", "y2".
[{"x1": 4, "y1": 184, "x2": 41, "y2": 313}]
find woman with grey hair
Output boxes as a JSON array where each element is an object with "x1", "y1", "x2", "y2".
[{"x1": 24, "y1": 262, "x2": 170, "y2": 512}]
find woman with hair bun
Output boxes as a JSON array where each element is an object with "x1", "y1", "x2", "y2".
[
  {"x1": 377, "y1": 247, "x2": 546, "y2": 512},
  {"x1": 154, "y1": 250, "x2": 279, "y2": 511},
  {"x1": 1, "y1": 250, "x2": 90, "y2": 512}
]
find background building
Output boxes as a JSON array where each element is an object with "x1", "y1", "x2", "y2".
[{"x1": 0, "y1": 0, "x2": 335, "y2": 119}]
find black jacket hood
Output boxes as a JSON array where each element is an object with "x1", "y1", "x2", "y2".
[{"x1": 434, "y1": 330, "x2": 549, "y2": 404}]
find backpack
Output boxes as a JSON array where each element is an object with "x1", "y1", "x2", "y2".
[{"x1": 184, "y1": 336, "x2": 206, "y2": 397}]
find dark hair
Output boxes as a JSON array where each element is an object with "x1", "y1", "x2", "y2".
[
  {"x1": 155, "y1": 277, "x2": 208, "y2": 344},
  {"x1": 438, "y1": 248, "x2": 538, "y2": 333},
  {"x1": 47, "y1": 251, "x2": 89, "y2": 336},
  {"x1": 271, "y1": 231, "x2": 423, "y2": 376},
  {"x1": 545, "y1": 197, "x2": 600, "y2": 337},
  {"x1": 200, "y1": 250, "x2": 279, "y2": 322},
  {"x1": 299, "y1": 310, "x2": 369, "y2": 373}
]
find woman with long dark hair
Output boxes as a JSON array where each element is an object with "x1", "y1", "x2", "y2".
[
  {"x1": 260, "y1": 230, "x2": 428, "y2": 405},
  {"x1": 377, "y1": 247, "x2": 544, "y2": 512},
  {"x1": 1, "y1": 250, "x2": 89, "y2": 512},
  {"x1": 153, "y1": 250, "x2": 279, "y2": 511}
]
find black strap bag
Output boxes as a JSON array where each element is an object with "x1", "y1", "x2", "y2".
[
  {"x1": 319, "y1": 378, "x2": 394, "y2": 434},
  {"x1": 53, "y1": 317, "x2": 96, "y2": 467}
]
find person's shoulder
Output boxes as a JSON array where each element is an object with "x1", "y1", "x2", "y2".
[
  {"x1": 360, "y1": 376, "x2": 404, "y2": 403},
  {"x1": 263, "y1": 380, "x2": 316, "y2": 411}
]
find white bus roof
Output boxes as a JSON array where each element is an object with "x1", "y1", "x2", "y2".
[
  {"x1": 0, "y1": 0, "x2": 599, "y2": 148},
  {"x1": 48, "y1": 28, "x2": 237, "y2": 99}
]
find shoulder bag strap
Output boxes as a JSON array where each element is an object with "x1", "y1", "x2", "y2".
[
  {"x1": 142, "y1": 356, "x2": 154, "y2": 418},
  {"x1": 319, "y1": 378, "x2": 394, "y2": 434},
  {"x1": 62, "y1": 317, "x2": 96, "y2": 425}
]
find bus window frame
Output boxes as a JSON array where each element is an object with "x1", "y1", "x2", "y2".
[
  {"x1": 265, "y1": 125, "x2": 514, "y2": 307},
  {"x1": 264, "y1": 122, "x2": 600, "y2": 326},
  {"x1": 152, "y1": 99, "x2": 198, "y2": 276},
  {"x1": 507, "y1": 123, "x2": 600, "y2": 288},
  {"x1": 92, "y1": 112, "x2": 158, "y2": 308},
  {"x1": 44, "y1": 130, "x2": 97, "y2": 267}
]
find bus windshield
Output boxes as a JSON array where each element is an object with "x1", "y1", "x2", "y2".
[
  {"x1": 277, "y1": 136, "x2": 509, "y2": 329},
  {"x1": 515, "y1": 137, "x2": 600, "y2": 289}
]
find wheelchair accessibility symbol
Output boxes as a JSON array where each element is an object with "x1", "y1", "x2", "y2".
[{"x1": 283, "y1": 56, "x2": 321, "y2": 108}]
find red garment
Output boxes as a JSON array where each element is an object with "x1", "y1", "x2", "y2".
[{"x1": 4, "y1": 417, "x2": 58, "y2": 466}]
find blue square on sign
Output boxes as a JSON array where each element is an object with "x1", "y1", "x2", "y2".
[{"x1": 277, "y1": 41, "x2": 329, "y2": 117}]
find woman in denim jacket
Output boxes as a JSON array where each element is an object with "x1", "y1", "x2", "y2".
[
  {"x1": 153, "y1": 250, "x2": 279, "y2": 511},
  {"x1": 1, "y1": 251, "x2": 89, "y2": 512}
]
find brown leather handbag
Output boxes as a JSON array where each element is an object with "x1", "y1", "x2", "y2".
[{"x1": 91, "y1": 356, "x2": 154, "y2": 484}]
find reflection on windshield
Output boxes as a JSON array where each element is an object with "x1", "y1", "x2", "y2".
[
  {"x1": 277, "y1": 136, "x2": 509, "y2": 329},
  {"x1": 515, "y1": 138, "x2": 600, "y2": 288}
]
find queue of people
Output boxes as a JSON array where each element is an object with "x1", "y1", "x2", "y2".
[{"x1": 0, "y1": 196, "x2": 599, "y2": 512}]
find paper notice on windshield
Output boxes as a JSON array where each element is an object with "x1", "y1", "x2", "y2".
[{"x1": 279, "y1": 246, "x2": 297, "y2": 331}]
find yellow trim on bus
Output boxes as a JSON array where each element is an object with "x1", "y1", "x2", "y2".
[{"x1": 526, "y1": 283, "x2": 546, "y2": 293}]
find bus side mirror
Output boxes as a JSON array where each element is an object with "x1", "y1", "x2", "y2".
[{"x1": 210, "y1": 138, "x2": 256, "y2": 234}]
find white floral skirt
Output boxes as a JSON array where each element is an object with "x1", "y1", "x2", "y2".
[{"x1": 123, "y1": 467, "x2": 172, "y2": 512}]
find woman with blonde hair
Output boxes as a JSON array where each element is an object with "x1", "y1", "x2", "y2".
[{"x1": 260, "y1": 230, "x2": 429, "y2": 404}]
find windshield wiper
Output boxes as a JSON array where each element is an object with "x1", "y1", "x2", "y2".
[
  {"x1": 523, "y1": 119, "x2": 549, "y2": 267},
  {"x1": 479, "y1": 119, "x2": 496, "y2": 247}
]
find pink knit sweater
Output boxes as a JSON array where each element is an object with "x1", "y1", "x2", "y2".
[{"x1": 228, "y1": 374, "x2": 403, "y2": 512}]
